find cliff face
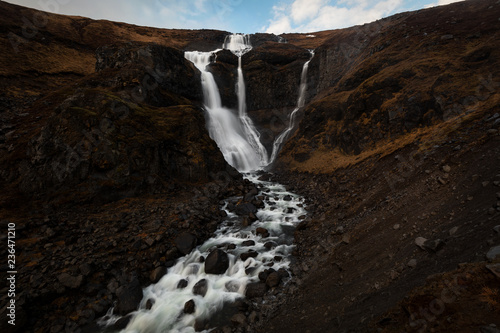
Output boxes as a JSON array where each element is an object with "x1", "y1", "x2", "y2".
[{"x1": 0, "y1": 2, "x2": 239, "y2": 204}]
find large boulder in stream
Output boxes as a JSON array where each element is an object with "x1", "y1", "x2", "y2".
[{"x1": 205, "y1": 249, "x2": 230, "y2": 275}]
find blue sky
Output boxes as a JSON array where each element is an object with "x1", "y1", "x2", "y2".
[{"x1": 5, "y1": 0, "x2": 463, "y2": 34}]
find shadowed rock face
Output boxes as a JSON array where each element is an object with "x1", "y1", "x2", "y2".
[{"x1": 7, "y1": 42, "x2": 232, "y2": 203}]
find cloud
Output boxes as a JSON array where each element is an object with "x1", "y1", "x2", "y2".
[
  {"x1": 425, "y1": 0, "x2": 463, "y2": 8},
  {"x1": 265, "y1": 0, "x2": 404, "y2": 34}
]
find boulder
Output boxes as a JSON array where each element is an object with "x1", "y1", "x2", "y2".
[
  {"x1": 115, "y1": 277, "x2": 143, "y2": 315},
  {"x1": 193, "y1": 279, "x2": 208, "y2": 297},
  {"x1": 245, "y1": 282, "x2": 268, "y2": 298},
  {"x1": 184, "y1": 299, "x2": 196, "y2": 314},
  {"x1": 205, "y1": 249, "x2": 230, "y2": 274},
  {"x1": 174, "y1": 232, "x2": 197, "y2": 255}
]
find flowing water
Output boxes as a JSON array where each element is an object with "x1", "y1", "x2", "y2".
[
  {"x1": 100, "y1": 34, "x2": 312, "y2": 333},
  {"x1": 269, "y1": 50, "x2": 314, "y2": 163}
]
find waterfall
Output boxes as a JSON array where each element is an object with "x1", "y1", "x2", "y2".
[
  {"x1": 224, "y1": 34, "x2": 269, "y2": 168},
  {"x1": 184, "y1": 50, "x2": 263, "y2": 172},
  {"x1": 183, "y1": 34, "x2": 269, "y2": 172},
  {"x1": 269, "y1": 50, "x2": 315, "y2": 164}
]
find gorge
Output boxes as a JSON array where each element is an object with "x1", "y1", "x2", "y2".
[{"x1": 1, "y1": 0, "x2": 500, "y2": 332}]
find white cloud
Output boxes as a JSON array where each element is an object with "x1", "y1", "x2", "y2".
[
  {"x1": 291, "y1": 0, "x2": 328, "y2": 23},
  {"x1": 425, "y1": 0, "x2": 463, "y2": 8},
  {"x1": 265, "y1": 0, "x2": 404, "y2": 34}
]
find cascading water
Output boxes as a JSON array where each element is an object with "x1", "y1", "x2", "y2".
[
  {"x1": 99, "y1": 34, "x2": 310, "y2": 333},
  {"x1": 184, "y1": 50, "x2": 263, "y2": 172},
  {"x1": 269, "y1": 50, "x2": 315, "y2": 163},
  {"x1": 223, "y1": 34, "x2": 269, "y2": 168},
  {"x1": 100, "y1": 174, "x2": 306, "y2": 333}
]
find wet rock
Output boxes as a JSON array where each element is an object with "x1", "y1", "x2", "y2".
[
  {"x1": 116, "y1": 277, "x2": 143, "y2": 315},
  {"x1": 235, "y1": 203, "x2": 257, "y2": 216},
  {"x1": 177, "y1": 279, "x2": 189, "y2": 289},
  {"x1": 184, "y1": 299, "x2": 196, "y2": 314},
  {"x1": 193, "y1": 279, "x2": 208, "y2": 297},
  {"x1": 242, "y1": 240, "x2": 256, "y2": 247},
  {"x1": 283, "y1": 195, "x2": 292, "y2": 201},
  {"x1": 486, "y1": 245, "x2": 500, "y2": 262},
  {"x1": 57, "y1": 273, "x2": 83, "y2": 289},
  {"x1": 205, "y1": 249, "x2": 229, "y2": 274},
  {"x1": 174, "y1": 232, "x2": 197, "y2": 255},
  {"x1": 256, "y1": 227, "x2": 270, "y2": 238},
  {"x1": 112, "y1": 314, "x2": 133, "y2": 330},
  {"x1": 240, "y1": 251, "x2": 259, "y2": 261},
  {"x1": 245, "y1": 282, "x2": 268, "y2": 298},
  {"x1": 264, "y1": 241, "x2": 278, "y2": 249}
]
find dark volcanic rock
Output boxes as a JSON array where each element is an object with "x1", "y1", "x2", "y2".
[
  {"x1": 193, "y1": 279, "x2": 208, "y2": 297},
  {"x1": 245, "y1": 282, "x2": 268, "y2": 298},
  {"x1": 116, "y1": 277, "x2": 143, "y2": 315},
  {"x1": 184, "y1": 299, "x2": 196, "y2": 314},
  {"x1": 174, "y1": 232, "x2": 198, "y2": 255},
  {"x1": 205, "y1": 249, "x2": 230, "y2": 274}
]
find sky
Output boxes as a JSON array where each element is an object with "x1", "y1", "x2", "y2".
[{"x1": 4, "y1": 0, "x2": 464, "y2": 34}]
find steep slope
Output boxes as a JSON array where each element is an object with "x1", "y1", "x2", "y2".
[{"x1": 277, "y1": 0, "x2": 500, "y2": 171}]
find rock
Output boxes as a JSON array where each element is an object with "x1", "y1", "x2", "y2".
[
  {"x1": 177, "y1": 279, "x2": 189, "y2": 289},
  {"x1": 266, "y1": 272, "x2": 281, "y2": 288},
  {"x1": 486, "y1": 245, "x2": 500, "y2": 262},
  {"x1": 240, "y1": 251, "x2": 259, "y2": 261},
  {"x1": 184, "y1": 299, "x2": 196, "y2": 314},
  {"x1": 494, "y1": 225, "x2": 500, "y2": 234},
  {"x1": 256, "y1": 227, "x2": 270, "y2": 238},
  {"x1": 205, "y1": 249, "x2": 229, "y2": 274},
  {"x1": 487, "y1": 129, "x2": 499, "y2": 135},
  {"x1": 441, "y1": 34, "x2": 454, "y2": 40},
  {"x1": 480, "y1": 325, "x2": 500, "y2": 333},
  {"x1": 57, "y1": 273, "x2": 83, "y2": 289},
  {"x1": 231, "y1": 313, "x2": 247, "y2": 326},
  {"x1": 423, "y1": 239, "x2": 445, "y2": 252},
  {"x1": 407, "y1": 259, "x2": 417, "y2": 268},
  {"x1": 116, "y1": 277, "x2": 143, "y2": 315},
  {"x1": 342, "y1": 234, "x2": 351, "y2": 244},
  {"x1": 483, "y1": 181, "x2": 491, "y2": 187},
  {"x1": 415, "y1": 237, "x2": 428, "y2": 250},
  {"x1": 235, "y1": 203, "x2": 257, "y2": 216},
  {"x1": 336, "y1": 226, "x2": 344, "y2": 234},
  {"x1": 150, "y1": 266, "x2": 167, "y2": 283},
  {"x1": 241, "y1": 240, "x2": 255, "y2": 247},
  {"x1": 245, "y1": 282, "x2": 268, "y2": 298},
  {"x1": 79, "y1": 263, "x2": 93, "y2": 276},
  {"x1": 486, "y1": 264, "x2": 500, "y2": 278},
  {"x1": 449, "y1": 226, "x2": 459, "y2": 236},
  {"x1": 393, "y1": 224, "x2": 400, "y2": 230},
  {"x1": 437, "y1": 177, "x2": 447, "y2": 185},
  {"x1": 283, "y1": 195, "x2": 293, "y2": 201},
  {"x1": 174, "y1": 232, "x2": 197, "y2": 255},
  {"x1": 193, "y1": 279, "x2": 208, "y2": 297},
  {"x1": 442, "y1": 165, "x2": 451, "y2": 173}
]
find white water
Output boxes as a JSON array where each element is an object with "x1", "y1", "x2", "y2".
[
  {"x1": 269, "y1": 50, "x2": 315, "y2": 163},
  {"x1": 224, "y1": 34, "x2": 269, "y2": 168},
  {"x1": 184, "y1": 50, "x2": 264, "y2": 172},
  {"x1": 101, "y1": 174, "x2": 306, "y2": 333},
  {"x1": 99, "y1": 34, "x2": 311, "y2": 333}
]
